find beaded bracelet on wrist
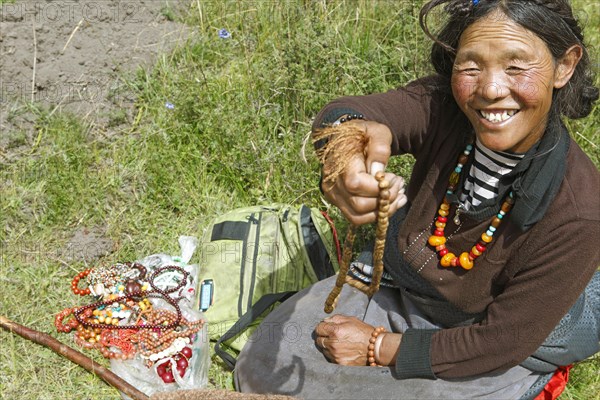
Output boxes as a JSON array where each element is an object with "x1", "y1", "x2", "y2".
[
  {"x1": 331, "y1": 113, "x2": 365, "y2": 127},
  {"x1": 367, "y1": 326, "x2": 387, "y2": 366}
]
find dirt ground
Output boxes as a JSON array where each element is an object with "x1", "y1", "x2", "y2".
[
  {"x1": 1, "y1": 0, "x2": 193, "y2": 260},
  {"x1": 1, "y1": 0, "x2": 191, "y2": 160}
]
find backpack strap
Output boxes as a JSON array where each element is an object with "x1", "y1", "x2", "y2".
[{"x1": 215, "y1": 291, "x2": 297, "y2": 370}]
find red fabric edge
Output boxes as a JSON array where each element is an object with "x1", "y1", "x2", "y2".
[{"x1": 533, "y1": 364, "x2": 573, "y2": 400}]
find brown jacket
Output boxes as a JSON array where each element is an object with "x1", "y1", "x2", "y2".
[{"x1": 313, "y1": 75, "x2": 600, "y2": 378}]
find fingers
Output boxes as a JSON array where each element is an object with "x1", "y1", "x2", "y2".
[
  {"x1": 318, "y1": 120, "x2": 407, "y2": 224},
  {"x1": 369, "y1": 161, "x2": 385, "y2": 177},
  {"x1": 327, "y1": 173, "x2": 407, "y2": 225},
  {"x1": 364, "y1": 122, "x2": 392, "y2": 174},
  {"x1": 314, "y1": 320, "x2": 337, "y2": 337},
  {"x1": 318, "y1": 336, "x2": 328, "y2": 350}
]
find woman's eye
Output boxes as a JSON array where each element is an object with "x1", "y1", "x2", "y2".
[{"x1": 463, "y1": 68, "x2": 480, "y2": 75}]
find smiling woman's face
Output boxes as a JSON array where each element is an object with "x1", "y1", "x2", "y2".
[{"x1": 451, "y1": 11, "x2": 562, "y2": 153}]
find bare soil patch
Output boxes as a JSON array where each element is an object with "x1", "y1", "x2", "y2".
[{"x1": 1, "y1": 0, "x2": 191, "y2": 159}]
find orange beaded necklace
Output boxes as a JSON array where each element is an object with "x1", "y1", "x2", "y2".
[{"x1": 428, "y1": 143, "x2": 515, "y2": 270}]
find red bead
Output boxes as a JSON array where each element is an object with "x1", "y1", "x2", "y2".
[
  {"x1": 181, "y1": 347, "x2": 192, "y2": 359},
  {"x1": 476, "y1": 243, "x2": 486, "y2": 252},
  {"x1": 157, "y1": 363, "x2": 168, "y2": 377},
  {"x1": 176, "y1": 357, "x2": 189, "y2": 370},
  {"x1": 437, "y1": 216, "x2": 447, "y2": 223},
  {"x1": 434, "y1": 229, "x2": 445, "y2": 236},
  {"x1": 161, "y1": 370, "x2": 175, "y2": 384},
  {"x1": 439, "y1": 248, "x2": 448, "y2": 256},
  {"x1": 469, "y1": 252, "x2": 476, "y2": 260}
]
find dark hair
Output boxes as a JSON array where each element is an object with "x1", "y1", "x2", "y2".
[{"x1": 419, "y1": 0, "x2": 598, "y2": 119}]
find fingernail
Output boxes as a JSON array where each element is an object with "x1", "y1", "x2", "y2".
[{"x1": 370, "y1": 162, "x2": 384, "y2": 176}]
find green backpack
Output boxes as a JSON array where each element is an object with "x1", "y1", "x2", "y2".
[{"x1": 196, "y1": 204, "x2": 340, "y2": 368}]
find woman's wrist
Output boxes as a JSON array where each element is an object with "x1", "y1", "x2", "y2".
[
  {"x1": 376, "y1": 332, "x2": 402, "y2": 366},
  {"x1": 331, "y1": 113, "x2": 365, "y2": 127}
]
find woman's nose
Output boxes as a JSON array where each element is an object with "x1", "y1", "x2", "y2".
[{"x1": 479, "y1": 71, "x2": 510, "y2": 101}]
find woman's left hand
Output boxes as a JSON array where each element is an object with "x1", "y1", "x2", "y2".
[{"x1": 314, "y1": 314, "x2": 374, "y2": 366}]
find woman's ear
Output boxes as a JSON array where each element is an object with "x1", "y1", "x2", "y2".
[{"x1": 554, "y1": 45, "x2": 583, "y2": 89}]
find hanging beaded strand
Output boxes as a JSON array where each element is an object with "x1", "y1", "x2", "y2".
[{"x1": 428, "y1": 143, "x2": 515, "y2": 270}]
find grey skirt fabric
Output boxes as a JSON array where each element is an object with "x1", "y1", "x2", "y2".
[{"x1": 234, "y1": 277, "x2": 541, "y2": 400}]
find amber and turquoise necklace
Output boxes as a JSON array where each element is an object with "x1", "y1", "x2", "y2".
[{"x1": 428, "y1": 143, "x2": 515, "y2": 270}]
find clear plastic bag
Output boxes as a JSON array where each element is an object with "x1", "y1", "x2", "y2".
[{"x1": 109, "y1": 236, "x2": 210, "y2": 399}]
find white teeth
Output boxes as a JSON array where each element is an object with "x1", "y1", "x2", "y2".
[{"x1": 480, "y1": 110, "x2": 517, "y2": 123}]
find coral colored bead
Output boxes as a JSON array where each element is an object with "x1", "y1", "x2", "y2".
[
  {"x1": 471, "y1": 246, "x2": 482, "y2": 256},
  {"x1": 435, "y1": 245, "x2": 446, "y2": 251},
  {"x1": 476, "y1": 243, "x2": 486, "y2": 252},
  {"x1": 481, "y1": 233, "x2": 492, "y2": 243},
  {"x1": 439, "y1": 248, "x2": 449, "y2": 257},
  {"x1": 428, "y1": 235, "x2": 447, "y2": 247},
  {"x1": 440, "y1": 253, "x2": 456, "y2": 267},
  {"x1": 451, "y1": 257, "x2": 460, "y2": 267},
  {"x1": 434, "y1": 229, "x2": 445, "y2": 236},
  {"x1": 437, "y1": 216, "x2": 447, "y2": 223},
  {"x1": 469, "y1": 252, "x2": 476, "y2": 260},
  {"x1": 459, "y1": 253, "x2": 474, "y2": 270}
]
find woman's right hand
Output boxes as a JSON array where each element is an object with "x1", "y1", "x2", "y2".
[{"x1": 320, "y1": 120, "x2": 407, "y2": 225}]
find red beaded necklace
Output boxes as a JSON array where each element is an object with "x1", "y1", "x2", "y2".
[{"x1": 428, "y1": 143, "x2": 515, "y2": 270}]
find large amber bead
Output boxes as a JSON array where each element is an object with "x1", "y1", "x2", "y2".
[
  {"x1": 428, "y1": 235, "x2": 447, "y2": 247},
  {"x1": 459, "y1": 252, "x2": 474, "y2": 270},
  {"x1": 440, "y1": 253, "x2": 456, "y2": 267}
]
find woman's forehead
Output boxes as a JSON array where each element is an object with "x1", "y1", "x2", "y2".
[{"x1": 456, "y1": 11, "x2": 550, "y2": 59}]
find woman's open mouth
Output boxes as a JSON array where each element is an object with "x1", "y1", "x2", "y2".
[{"x1": 478, "y1": 109, "x2": 519, "y2": 123}]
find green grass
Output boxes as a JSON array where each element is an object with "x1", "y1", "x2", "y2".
[{"x1": 1, "y1": 1, "x2": 598, "y2": 399}]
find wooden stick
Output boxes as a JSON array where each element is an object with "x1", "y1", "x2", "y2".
[{"x1": 0, "y1": 316, "x2": 149, "y2": 400}]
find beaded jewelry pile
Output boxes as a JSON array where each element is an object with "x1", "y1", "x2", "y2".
[{"x1": 55, "y1": 261, "x2": 206, "y2": 386}]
